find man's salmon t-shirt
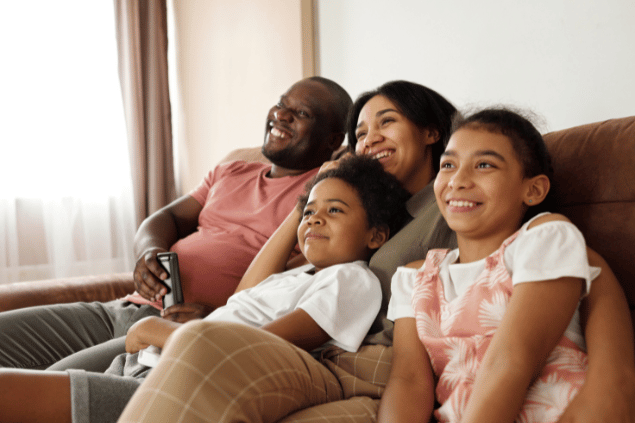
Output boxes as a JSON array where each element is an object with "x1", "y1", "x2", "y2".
[{"x1": 126, "y1": 161, "x2": 318, "y2": 310}]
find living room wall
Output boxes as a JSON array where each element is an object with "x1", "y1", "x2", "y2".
[
  {"x1": 170, "y1": 0, "x2": 634, "y2": 195},
  {"x1": 168, "y1": 0, "x2": 305, "y2": 194},
  {"x1": 317, "y1": 0, "x2": 635, "y2": 133}
]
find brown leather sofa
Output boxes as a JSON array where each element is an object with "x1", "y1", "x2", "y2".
[{"x1": 1, "y1": 115, "x2": 634, "y2": 326}]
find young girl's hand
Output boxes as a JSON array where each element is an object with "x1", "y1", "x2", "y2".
[
  {"x1": 125, "y1": 316, "x2": 157, "y2": 353},
  {"x1": 125, "y1": 316, "x2": 182, "y2": 354}
]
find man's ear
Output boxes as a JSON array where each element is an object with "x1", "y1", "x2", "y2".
[
  {"x1": 368, "y1": 225, "x2": 389, "y2": 250},
  {"x1": 523, "y1": 174, "x2": 550, "y2": 206}
]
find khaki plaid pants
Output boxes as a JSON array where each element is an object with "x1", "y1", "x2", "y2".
[{"x1": 118, "y1": 321, "x2": 392, "y2": 423}]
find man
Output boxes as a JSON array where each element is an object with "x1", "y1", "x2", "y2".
[{"x1": 0, "y1": 76, "x2": 352, "y2": 371}]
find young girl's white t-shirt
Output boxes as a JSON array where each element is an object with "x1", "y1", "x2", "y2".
[
  {"x1": 388, "y1": 214, "x2": 600, "y2": 349},
  {"x1": 204, "y1": 260, "x2": 381, "y2": 352}
]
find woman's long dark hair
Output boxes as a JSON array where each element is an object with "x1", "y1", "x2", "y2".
[{"x1": 347, "y1": 80, "x2": 458, "y2": 173}]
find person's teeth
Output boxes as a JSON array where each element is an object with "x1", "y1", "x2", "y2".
[
  {"x1": 372, "y1": 151, "x2": 393, "y2": 160},
  {"x1": 271, "y1": 127, "x2": 286, "y2": 138},
  {"x1": 449, "y1": 200, "x2": 476, "y2": 207}
]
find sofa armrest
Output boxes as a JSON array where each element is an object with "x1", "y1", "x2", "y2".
[{"x1": 0, "y1": 272, "x2": 135, "y2": 312}]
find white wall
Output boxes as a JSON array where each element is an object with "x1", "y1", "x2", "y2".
[
  {"x1": 317, "y1": 0, "x2": 635, "y2": 133},
  {"x1": 169, "y1": 0, "x2": 304, "y2": 194}
]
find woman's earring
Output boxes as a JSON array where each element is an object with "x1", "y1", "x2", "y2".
[{"x1": 528, "y1": 199, "x2": 533, "y2": 204}]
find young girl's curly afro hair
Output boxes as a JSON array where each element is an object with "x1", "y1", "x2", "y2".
[{"x1": 298, "y1": 155, "x2": 411, "y2": 241}]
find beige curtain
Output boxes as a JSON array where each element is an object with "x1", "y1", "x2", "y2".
[{"x1": 114, "y1": 0, "x2": 175, "y2": 228}]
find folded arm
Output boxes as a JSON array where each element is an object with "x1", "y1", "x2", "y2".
[
  {"x1": 462, "y1": 276, "x2": 584, "y2": 423},
  {"x1": 378, "y1": 317, "x2": 435, "y2": 423},
  {"x1": 262, "y1": 309, "x2": 330, "y2": 352},
  {"x1": 235, "y1": 207, "x2": 303, "y2": 293}
]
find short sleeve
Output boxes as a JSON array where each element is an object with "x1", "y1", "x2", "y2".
[
  {"x1": 298, "y1": 262, "x2": 382, "y2": 352},
  {"x1": 387, "y1": 266, "x2": 419, "y2": 321},
  {"x1": 189, "y1": 167, "x2": 219, "y2": 206},
  {"x1": 509, "y1": 220, "x2": 594, "y2": 296},
  {"x1": 188, "y1": 162, "x2": 248, "y2": 206}
]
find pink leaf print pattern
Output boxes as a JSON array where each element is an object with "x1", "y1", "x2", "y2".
[{"x1": 411, "y1": 231, "x2": 588, "y2": 422}]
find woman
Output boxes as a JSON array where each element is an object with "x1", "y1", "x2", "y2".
[
  {"x1": 347, "y1": 81, "x2": 458, "y2": 344},
  {"x1": 118, "y1": 81, "x2": 634, "y2": 422}
]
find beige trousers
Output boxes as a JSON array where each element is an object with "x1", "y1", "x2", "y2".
[{"x1": 118, "y1": 321, "x2": 350, "y2": 423}]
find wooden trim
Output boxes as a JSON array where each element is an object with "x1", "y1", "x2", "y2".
[{"x1": 300, "y1": 0, "x2": 318, "y2": 77}]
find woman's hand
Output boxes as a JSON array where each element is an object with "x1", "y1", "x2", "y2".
[
  {"x1": 161, "y1": 303, "x2": 214, "y2": 323},
  {"x1": 556, "y1": 369, "x2": 635, "y2": 422},
  {"x1": 316, "y1": 152, "x2": 353, "y2": 175},
  {"x1": 558, "y1": 248, "x2": 635, "y2": 422}
]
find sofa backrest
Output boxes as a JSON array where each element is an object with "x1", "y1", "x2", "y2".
[{"x1": 543, "y1": 116, "x2": 635, "y2": 313}]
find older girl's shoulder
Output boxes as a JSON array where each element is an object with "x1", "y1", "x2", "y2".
[{"x1": 527, "y1": 212, "x2": 571, "y2": 230}]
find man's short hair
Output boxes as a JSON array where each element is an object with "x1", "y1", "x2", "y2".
[{"x1": 308, "y1": 76, "x2": 353, "y2": 134}]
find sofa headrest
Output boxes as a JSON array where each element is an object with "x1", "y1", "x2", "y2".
[{"x1": 543, "y1": 116, "x2": 635, "y2": 309}]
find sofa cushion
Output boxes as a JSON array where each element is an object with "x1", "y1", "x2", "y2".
[{"x1": 543, "y1": 116, "x2": 635, "y2": 309}]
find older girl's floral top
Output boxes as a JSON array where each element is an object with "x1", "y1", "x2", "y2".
[{"x1": 411, "y1": 227, "x2": 589, "y2": 423}]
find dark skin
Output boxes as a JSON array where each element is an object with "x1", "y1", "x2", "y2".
[
  {"x1": 133, "y1": 78, "x2": 345, "y2": 322},
  {"x1": 0, "y1": 309, "x2": 331, "y2": 423},
  {"x1": 0, "y1": 79, "x2": 347, "y2": 423},
  {"x1": 133, "y1": 195, "x2": 205, "y2": 321}
]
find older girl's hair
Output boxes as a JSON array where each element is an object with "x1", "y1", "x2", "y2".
[
  {"x1": 453, "y1": 107, "x2": 554, "y2": 220},
  {"x1": 347, "y1": 80, "x2": 458, "y2": 172}
]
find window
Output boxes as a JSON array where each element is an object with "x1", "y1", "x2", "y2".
[{"x1": 1, "y1": 1, "x2": 136, "y2": 282}]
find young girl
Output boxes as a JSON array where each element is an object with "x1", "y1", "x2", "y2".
[
  {"x1": 0, "y1": 155, "x2": 411, "y2": 423},
  {"x1": 380, "y1": 108, "x2": 598, "y2": 423}
]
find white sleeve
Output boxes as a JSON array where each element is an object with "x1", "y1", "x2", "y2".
[
  {"x1": 387, "y1": 266, "x2": 419, "y2": 321},
  {"x1": 510, "y1": 220, "x2": 596, "y2": 296},
  {"x1": 298, "y1": 263, "x2": 382, "y2": 352}
]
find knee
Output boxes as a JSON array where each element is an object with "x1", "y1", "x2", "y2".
[
  {"x1": 170, "y1": 320, "x2": 270, "y2": 346},
  {"x1": 164, "y1": 321, "x2": 264, "y2": 356}
]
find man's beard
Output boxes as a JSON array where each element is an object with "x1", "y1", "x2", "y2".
[{"x1": 261, "y1": 144, "x2": 314, "y2": 170}]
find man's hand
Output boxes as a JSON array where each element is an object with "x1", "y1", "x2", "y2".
[
  {"x1": 133, "y1": 248, "x2": 169, "y2": 301},
  {"x1": 161, "y1": 303, "x2": 214, "y2": 323},
  {"x1": 556, "y1": 368, "x2": 635, "y2": 423}
]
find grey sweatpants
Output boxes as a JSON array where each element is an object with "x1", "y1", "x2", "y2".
[
  {"x1": 68, "y1": 350, "x2": 152, "y2": 423},
  {"x1": 0, "y1": 300, "x2": 160, "y2": 371}
]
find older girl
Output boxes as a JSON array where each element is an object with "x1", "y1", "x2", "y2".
[{"x1": 381, "y1": 108, "x2": 600, "y2": 422}]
